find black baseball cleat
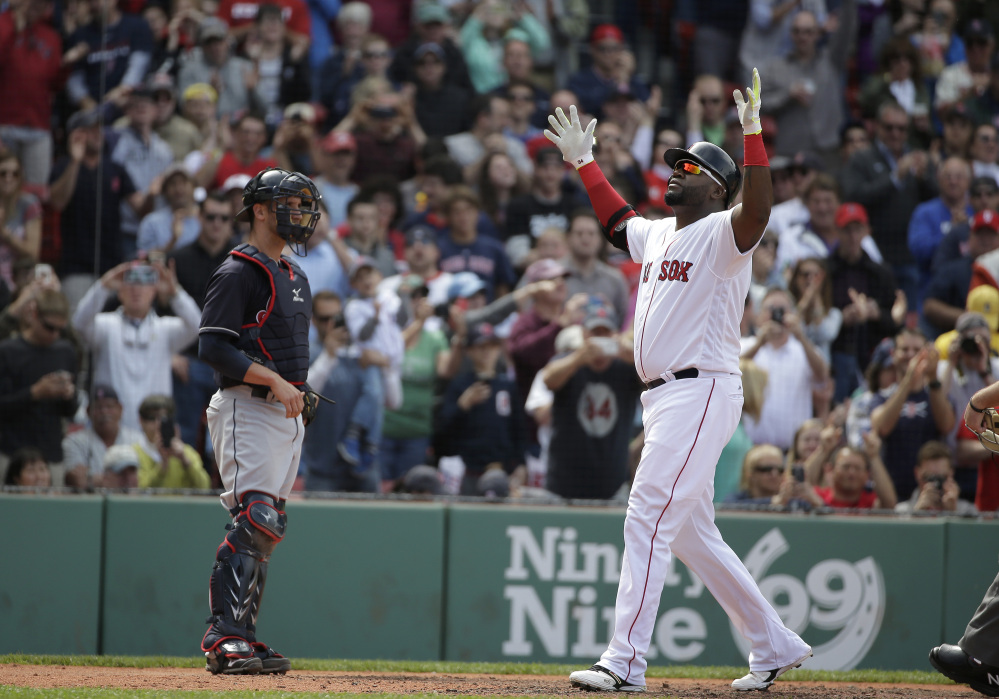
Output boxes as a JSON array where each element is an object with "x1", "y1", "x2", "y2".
[
  {"x1": 252, "y1": 641, "x2": 292, "y2": 674},
  {"x1": 205, "y1": 639, "x2": 263, "y2": 675},
  {"x1": 569, "y1": 665, "x2": 646, "y2": 692},
  {"x1": 929, "y1": 644, "x2": 999, "y2": 697}
]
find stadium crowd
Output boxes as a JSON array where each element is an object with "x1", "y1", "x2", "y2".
[{"x1": 1, "y1": 0, "x2": 999, "y2": 513}]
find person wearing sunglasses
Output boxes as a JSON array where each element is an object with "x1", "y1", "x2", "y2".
[
  {"x1": 546, "y1": 69, "x2": 812, "y2": 693},
  {"x1": 723, "y1": 444, "x2": 791, "y2": 505},
  {"x1": 166, "y1": 192, "x2": 239, "y2": 449}
]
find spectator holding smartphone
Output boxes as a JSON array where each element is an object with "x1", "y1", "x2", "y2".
[
  {"x1": 72, "y1": 260, "x2": 201, "y2": 431},
  {"x1": 895, "y1": 440, "x2": 977, "y2": 514},
  {"x1": 741, "y1": 287, "x2": 829, "y2": 450},
  {"x1": 133, "y1": 394, "x2": 210, "y2": 489},
  {"x1": 0, "y1": 288, "x2": 77, "y2": 469},
  {"x1": 541, "y1": 299, "x2": 641, "y2": 500}
]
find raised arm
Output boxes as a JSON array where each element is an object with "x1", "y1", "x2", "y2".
[
  {"x1": 545, "y1": 106, "x2": 637, "y2": 253},
  {"x1": 731, "y1": 68, "x2": 772, "y2": 253}
]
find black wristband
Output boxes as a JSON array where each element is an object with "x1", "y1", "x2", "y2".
[
  {"x1": 970, "y1": 399, "x2": 985, "y2": 413},
  {"x1": 928, "y1": 379, "x2": 942, "y2": 390}
]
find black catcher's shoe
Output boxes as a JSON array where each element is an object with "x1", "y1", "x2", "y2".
[
  {"x1": 204, "y1": 637, "x2": 263, "y2": 675},
  {"x1": 252, "y1": 641, "x2": 292, "y2": 674}
]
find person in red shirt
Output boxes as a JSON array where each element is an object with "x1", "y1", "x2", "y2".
[
  {"x1": 814, "y1": 440, "x2": 897, "y2": 509},
  {"x1": 197, "y1": 112, "x2": 276, "y2": 191},
  {"x1": 0, "y1": 0, "x2": 64, "y2": 189},
  {"x1": 216, "y1": 0, "x2": 310, "y2": 61}
]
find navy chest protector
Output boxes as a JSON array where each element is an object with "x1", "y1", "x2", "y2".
[{"x1": 230, "y1": 243, "x2": 312, "y2": 385}]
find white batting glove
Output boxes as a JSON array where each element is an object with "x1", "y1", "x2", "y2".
[
  {"x1": 733, "y1": 68, "x2": 763, "y2": 136},
  {"x1": 544, "y1": 105, "x2": 597, "y2": 169}
]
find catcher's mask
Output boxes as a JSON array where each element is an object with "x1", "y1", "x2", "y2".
[{"x1": 237, "y1": 168, "x2": 322, "y2": 257}]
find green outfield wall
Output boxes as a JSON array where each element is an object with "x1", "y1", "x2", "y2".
[{"x1": 0, "y1": 494, "x2": 995, "y2": 670}]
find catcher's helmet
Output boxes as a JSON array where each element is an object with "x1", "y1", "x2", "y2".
[
  {"x1": 237, "y1": 168, "x2": 322, "y2": 256},
  {"x1": 663, "y1": 142, "x2": 742, "y2": 208}
]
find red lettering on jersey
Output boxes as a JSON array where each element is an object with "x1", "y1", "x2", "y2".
[
  {"x1": 584, "y1": 395, "x2": 613, "y2": 421},
  {"x1": 642, "y1": 261, "x2": 652, "y2": 284},
  {"x1": 657, "y1": 259, "x2": 694, "y2": 282}
]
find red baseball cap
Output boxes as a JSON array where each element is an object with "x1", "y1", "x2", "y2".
[
  {"x1": 321, "y1": 131, "x2": 357, "y2": 153},
  {"x1": 835, "y1": 202, "x2": 869, "y2": 228},
  {"x1": 972, "y1": 209, "x2": 999, "y2": 233},
  {"x1": 590, "y1": 24, "x2": 624, "y2": 44}
]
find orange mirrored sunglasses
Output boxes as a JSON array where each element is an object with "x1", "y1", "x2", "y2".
[{"x1": 675, "y1": 160, "x2": 725, "y2": 189}]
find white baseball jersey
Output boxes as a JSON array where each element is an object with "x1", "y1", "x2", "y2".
[{"x1": 627, "y1": 209, "x2": 754, "y2": 382}]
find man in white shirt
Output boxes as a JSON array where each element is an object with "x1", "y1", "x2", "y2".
[
  {"x1": 72, "y1": 261, "x2": 201, "y2": 431},
  {"x1": 741, "y1": 287, "x2": 829, "y2": 449}
]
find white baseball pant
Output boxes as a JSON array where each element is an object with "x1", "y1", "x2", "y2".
[
  {"x1": 599, "y1": 374, "x2": 809, "y2": 685},
  {"x1": 207, "y1": 385, "x2": 304, "y2": 512}
]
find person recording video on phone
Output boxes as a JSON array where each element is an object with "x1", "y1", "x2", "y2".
[
  {"x1": 539, "y1": 298, "x2": 642, "y2": 500},
  {"x1": 72, "y1": 260, "x2": 201, "y2": 431},
  {"x1": 133, "y1": 394, "x2": 211, "y2": 489},
  {"x1": 894, "y1": 441, "x2": 977, "y2": 514},
  {"x1": 938, "y1": 311, "x2": 999, "y2": 500},
  {"x1": 741, "y1": 287, "x2": 829, "y2": 450}
]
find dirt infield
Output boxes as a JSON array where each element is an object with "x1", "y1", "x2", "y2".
[{"x1": 0, "y1": 665, "x2": 982, "y2": 697}]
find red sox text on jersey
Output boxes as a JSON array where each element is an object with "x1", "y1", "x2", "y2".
[{"x1": 642, "y1": 258, "x2": 694, "y2": 284}]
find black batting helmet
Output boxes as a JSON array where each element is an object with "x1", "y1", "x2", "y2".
[
  {"x1": 663, "y1": 142, "x2": 742, "y2": 207},
  {"x1": 237, "y1": 167, "x2": 322, "y2": 256}
]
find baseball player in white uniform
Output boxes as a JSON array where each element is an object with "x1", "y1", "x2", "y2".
[{"x1": 545, "y1": 70, "x2": 812, "y2": 692}]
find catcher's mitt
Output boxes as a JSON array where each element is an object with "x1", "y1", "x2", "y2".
[
  {"x1": 301, "y1": 386, "x2": 335, "y2": 427},
  {"x1": 302, "y1": 390, "x2": 319, "y2": 427},
  {"x1": 978, "y1": 408, "x2": 999, "y2": 455}
]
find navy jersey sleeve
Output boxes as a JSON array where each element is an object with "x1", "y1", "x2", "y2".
[{"x1": 199, "y1": 260, "x2": 258, "y2": 337}]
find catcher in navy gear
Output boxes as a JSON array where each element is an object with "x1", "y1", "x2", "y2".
[{"x1": 197, "y1": 168, "x2": 321, "y2": 675}]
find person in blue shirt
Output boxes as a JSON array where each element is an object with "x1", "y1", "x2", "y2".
[{"x1": 436, "y1": 185, "x2": 517, "y2": 301}]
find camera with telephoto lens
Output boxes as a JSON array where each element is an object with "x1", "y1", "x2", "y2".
[
  {"x1": 433, "y1": 302, "x2": 451, "y2": 319},
  {"x1": 961, "y1": 335, "x2": 982, "y2": 356},
  {"x1": 926, "y1": 474, "x2": 947, "y2": 491},
  {"x1": 771, "y1": 307, "x2": 785, "y2": 324}
]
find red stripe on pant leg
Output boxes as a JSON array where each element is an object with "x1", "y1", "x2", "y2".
[{"x1": 624, "y1": 379, "x2": 715, "y2": 681}]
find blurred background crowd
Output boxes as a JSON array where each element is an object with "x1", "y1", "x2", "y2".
[{"x1": 2, "y1": 0, "x2": 999, "y2": 514}]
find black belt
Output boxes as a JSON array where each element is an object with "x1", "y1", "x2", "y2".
[
  {"x1": 221, "y1": 380, "x2": 272, "y2": 399},
  {"x1": 645, "y1": 368, "x2": 699, "y2": 390}
]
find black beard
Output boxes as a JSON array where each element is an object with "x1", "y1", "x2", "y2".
[
  {"x1": 663, "y1": 187, "x2": 682, "y2": 207},
  {"x1": 664, "y1": 184, "x2": 709, "y2": 208}
]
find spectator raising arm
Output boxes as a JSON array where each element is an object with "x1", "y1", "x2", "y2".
[
  {"x1": 863, "y1": 430, "x2": 897, "y2": 509},
  {"x1": 871, "y1": 346, "x2": 955, "y2": 437}
]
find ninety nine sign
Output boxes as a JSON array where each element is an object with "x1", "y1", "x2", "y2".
[{"x1": 460, "y1": 511, "x2": 908, "y2": 670}]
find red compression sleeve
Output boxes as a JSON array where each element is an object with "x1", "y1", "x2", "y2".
[
  {"x1": 744, "y1": 132, "x2": 769, "y2": 167},
  {"x1": 577, "y1": 161, "x2": 633, "y2": 228}
]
